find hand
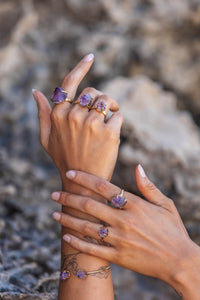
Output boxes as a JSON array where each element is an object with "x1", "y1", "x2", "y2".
[
  {"x1": 33, "y1": 54, "x2": 123, "y2": 187},
  {"x1": 51, "y1": 165, "x2": 200, "y2": 299}
]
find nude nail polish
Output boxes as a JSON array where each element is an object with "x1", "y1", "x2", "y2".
[
  {"x1": 66, "y1": 170, "x2": 76, "y2": 179},
  {"x1": 83, "y1": 53, "x2": 94, "y2": 62},
  {"x1": 63, "y1": 235, "x2": 71, "y2": 243},
  {"x1": 53, "y1": 212, "x2": 61, "y2": 221},
  {"x1": 51, "y1": 192, "x2": 60, "y2": 201},
  {"x1": 138, "y1": 164, "x2": 146, "y2": 178}
]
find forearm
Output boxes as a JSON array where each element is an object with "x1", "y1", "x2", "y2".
[{"x1": 58, "y1": 178, "x2": 114, "y2": 300}]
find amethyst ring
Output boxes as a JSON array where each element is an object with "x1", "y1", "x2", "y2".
[
  {"x1": 91, "y1": 101, "x2": 107, "y2": 117},
  {"x1": 98, "y1": 226, "x2": 108, "y2": 240},
  {"x1": 51, "y1": 87, "x2": 72, "y2": 104},
  {"x1": 74, "y1": 93, "x2": 93, "y2": 108},
  {"x1": 111, "y1": 189, "x2": 127, "y2": 209}
]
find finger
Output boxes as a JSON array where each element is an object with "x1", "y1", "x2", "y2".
[
  {"x1": 63, "y1": 234, "x2": 117, "y2": 262},
  {"x1": 51, "y1": 192, "x2": 116, "y2": 225},
  {"x1": 68, "y1": 87, "x2": 102, "y2": 122},
  {"x1": 89, "y1": 94, "x2": 119, "y2": 120},
  {"x1": 106, "y1": 111, "x2": 124, "y2": 137},
  {"x1": 61, "y1": 53, "x2": 94, "y2": 100},
  {"x1": 32, "y1": 89, "x2": 51, "y2": 150},
  {"x1": 65, "y1": 170, "x2": 133, "y2": 208},
  {"x1": 135, "y1": 164, "x2": 173, "y2": 210},
  {"x1": 51, "y1": 54, "x2": 94, "y2": 116},
  {"x1": 52, "y1": 211, "x2": 116, "y2": 245}
]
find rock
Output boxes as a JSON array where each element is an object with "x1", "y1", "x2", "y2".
[{"x1": 102, "y1": 76, "x2": 200, "y2": 224}]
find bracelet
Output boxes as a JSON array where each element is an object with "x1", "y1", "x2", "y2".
[
  {"x1": 60, "y1": 265, "x2": 111, "y2": 280},
  {"x1": 60, "y1": 252, "x2": 111, "y2": 281}
]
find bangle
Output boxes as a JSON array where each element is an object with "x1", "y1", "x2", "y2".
[
  {"x1": 60, "y1": 251, "x2": 111, "y2": 281},
  {"x1": 60, "y1": 265, "x2": 111, "y2": 280}
]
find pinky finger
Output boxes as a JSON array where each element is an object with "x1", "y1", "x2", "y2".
[{"x1": 63, "y1": 234, "x2": 117, "y2": 262}]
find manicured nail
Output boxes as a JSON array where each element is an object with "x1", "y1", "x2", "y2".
[
  {"x1": 138, "y1": 164, "x2": 146, "y2": 178},
  {"x1": 63, "y1": 235, "x2": 71, "y2": 243},
  {"x1": 52, "y1": 212, "x2": 61, "y2": 221},
  {"x1": 83, "y1": 53, "x2": 94, "y2": 62},
  {"x1": 66, "y1": 170, "x2": 76, "y2": 179},
  {"x1": 32, "y1": 88, "x2": 37, "y2": 93},
  {"x1": 51, "y1": 192, "x2": 60, "y2": 201}
]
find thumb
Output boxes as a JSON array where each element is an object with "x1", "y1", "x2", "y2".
[
  {"x1": 32, "y1": 89, "x2": 51, "y2": 151},
  {"x1": 135, "y1": 164, "x2": 172, "y2": 210}
]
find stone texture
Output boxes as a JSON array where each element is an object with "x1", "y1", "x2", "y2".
[{"x1": 0, "y1": 0, "x2": 200, "y2": 299}]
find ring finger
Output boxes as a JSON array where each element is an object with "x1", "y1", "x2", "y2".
[
  {"x1": 52, "y1": 211, "x2": 117, "y2": 246},
  {"x1": 89, "y1": 94, "x2": 119, "y2": 121},
  {"x1": 68, "y1": 87, "x2": 102, "y2": 121}
]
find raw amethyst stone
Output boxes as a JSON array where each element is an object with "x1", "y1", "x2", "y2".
[
  {"x1": 79, "y1": 93, "x2": 92, "y2": 107},
  {"x1": 77, "y1": 270, "x2": 87, "y2": 279},
  {"x1": 51, "y1": 87, "x2": 67, "y2": 104},
  {"x1": 111, "y1": 195, "x2": 127, "y2": 208},
  {"x1": 98, "y1": 227, "x2": 108, "y2": 239},
  {"x1": 60, "y1": 270, "x2": 70, "y2": 280},
  {"x1": 96, "y1": 101, "x2": 106, "y2": 111}
]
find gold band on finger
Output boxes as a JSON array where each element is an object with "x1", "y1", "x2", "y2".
[
  {"x1": 74, "y1": 93, "x2": 93, "y2": 108},
  {"x1": 91, "y1": 101, "x2": 107, "y2": 118},
  {"x1": 51, "y1": 87, "x2": 72, "y2": 104}
]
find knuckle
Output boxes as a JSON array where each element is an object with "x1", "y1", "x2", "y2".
[
  {"x1": 68, "y1": 110, "x2": 79, "y2": 124},
  {"x1": 88, "y1": 245, "x2": 96, "y2": 256},
  {"x1": 83, "y1": 221, "x2": 92, "y2": 235},
  {"x1": 120, "y1": 217, "x2": 133, "y2": 232},
  {"x1": 144, "y1": 181, "x2": 156, "y2": 192},
  {"x1": 50, "y1": 109, "x2": 64, "y2": 123},
  {"x1": 165, "y1": 197, "x2": 175, "y2": 210},
  {"x1": 95, "y1": 179, "x2": 108, "y2": 194},
  {"x1": 85, "y1": 117, "x2": 99, "y2": 131},
  {"x1": 82, "y1": 198, "x2": 92, "y2": 212},
  {"x1": 83, "y1": 87, "x2": 97, "y2": 94},
  {"x1": 105, "y1": 127, "x2": 119, "y2": 141}
]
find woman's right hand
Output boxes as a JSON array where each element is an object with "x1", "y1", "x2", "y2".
[{"x1": 51, "y1": 165, "x2": 200, "y2": 299}]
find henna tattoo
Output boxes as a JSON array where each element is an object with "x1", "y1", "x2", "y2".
[
  {"x1": 84, "y1": 235, "x2": 111, "y2": 247},
  {"x1": 60, "y1": 251, "x2": 111, "y2": 280},
  {"x1": 84, "y1": 235, "x2": 104, "y2": 245},
  {"x1": 61, "y1": 251, "x2": 81, "y2": 276}
]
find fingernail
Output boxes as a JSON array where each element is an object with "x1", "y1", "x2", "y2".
[
  {"x1": 52, "y1": 212, "x2": 61, "y2": 221},
  {"x1": 51, "y1": 192, "x2": 60, "y2": 201},
  {"x1": 32, "y1": 88, "x2": 37, "y2": 94},
  {"x1": 63, "y1": 235, "x2": 71, "y2": 243},
  {"x1": 83, "y1": 53, "x2": 94, "y2": 62},
  {"x1": 138, "y1": 164, "x2": 146, "y2": 178},
  {"x1": 66, "y1": 170, "x2": 76, "y2": 179}
]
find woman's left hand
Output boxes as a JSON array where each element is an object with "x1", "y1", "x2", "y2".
[
  {"x1": 33, "y1": 55, "x2": 123, "y2": 186},
  {"x1": 51, "y1": 165, "x2": 200, "y2": 297}
]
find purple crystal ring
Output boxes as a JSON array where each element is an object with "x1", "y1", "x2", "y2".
[
  {"x1": 74, "y1": 93, "x2": 93, "y2": 108},
  {"x1": 98, "y1": 226, "x2": 108, "y2": 240},
  {"x1": 111, "y1": 189, "x2": 127, "y2": 209},
  {"x1": 91, "y1": 101, "x2": 107, "y2": 117},
  {"x1": 51, "y1": 87, "x2": 72, "y2": 104}
]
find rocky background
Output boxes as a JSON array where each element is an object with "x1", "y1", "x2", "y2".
[{"x1": 0, "y1": 0, "x2": 200, "y2": 299}]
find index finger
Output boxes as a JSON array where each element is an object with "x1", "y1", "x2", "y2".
[
  {"x1": 65, "y1": 170, "x2": 126, "y2": 203},
  {"x1": 61, "y1": 53, "x2": 94, "y2": 100}
]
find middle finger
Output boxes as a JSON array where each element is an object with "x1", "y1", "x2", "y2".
[{"x1": 51, "y1": 191, "x2": 118, "y2": 225}]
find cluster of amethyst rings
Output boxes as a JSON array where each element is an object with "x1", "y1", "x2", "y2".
[{"x1": 51, "y1": 87, "x2": 107, "y2": 117}]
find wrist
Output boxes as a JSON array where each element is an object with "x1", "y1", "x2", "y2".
[{"x1": 168, "y1": 240, "x2": 200, "y2": 299}]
